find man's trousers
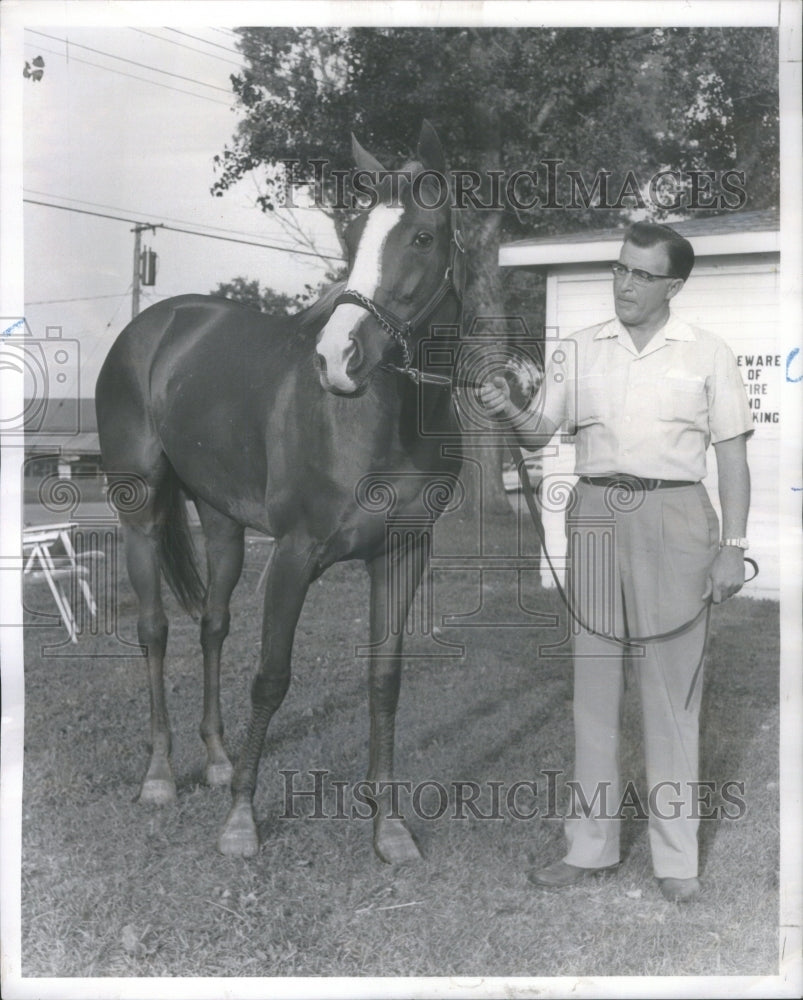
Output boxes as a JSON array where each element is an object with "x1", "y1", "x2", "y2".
[{"x1": 561, "y1": 479, "x2": 720, "y2": 879}]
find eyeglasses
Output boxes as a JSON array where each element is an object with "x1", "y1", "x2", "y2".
[{"x1": 610, "y1": 262, "x2": 677, "y2": 286}]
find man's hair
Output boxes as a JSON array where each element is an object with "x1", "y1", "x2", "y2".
[{"x1": 624, "y1": 221, "x2": 695, "y2": 281}]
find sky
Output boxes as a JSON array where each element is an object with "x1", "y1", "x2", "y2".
[
  {"x1": 6, "y1": 0, "x2": 787, "y2": 403},
  {"x1": 18, "y1": 19, "x2": 340, "y2": 399}
]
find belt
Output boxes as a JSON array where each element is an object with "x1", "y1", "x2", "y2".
[{"x1": 579, "y1": 475, "x2": 697, "y2": 490}]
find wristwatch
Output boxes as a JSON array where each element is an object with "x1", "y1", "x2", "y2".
[{"x1": 721, "y1": 538, "x2": 749, "y2": 550}]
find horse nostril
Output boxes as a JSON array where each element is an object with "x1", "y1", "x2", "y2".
[{"x1": 346, "y1": 335, "x2": 363, "y2": 375}]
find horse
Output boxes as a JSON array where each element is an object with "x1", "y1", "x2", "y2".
[{"x1": 95, "y1": 121, "x2": 466, "y2": 864}]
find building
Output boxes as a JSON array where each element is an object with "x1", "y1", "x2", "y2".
[
  {"x1": 24, "y1": 397, "x2": 102, "y2": 484},
  {"x1": 499, "y1": 209, "x2": 780, "y2": 598}
]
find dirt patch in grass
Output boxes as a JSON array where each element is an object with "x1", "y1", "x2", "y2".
[{"x1": 19, "y1": 509, "x2": 780, "y2": 979}]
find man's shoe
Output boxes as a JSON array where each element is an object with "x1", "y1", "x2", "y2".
[
  {"x1": 528, "y1": 859, "x2": 619, "y2": 890},
  {"x1": 658, "y1": 877, "x2": 701, "y2": 902}
]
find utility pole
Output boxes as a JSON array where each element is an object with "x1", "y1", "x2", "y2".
[{"x1": 131, "y1": 223, "x2": 162, "y2": 319}]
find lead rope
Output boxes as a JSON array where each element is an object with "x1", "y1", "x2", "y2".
[
  {"x1": 351, "y1": 260, "x2": 758, "y2": 707},
  {"x1": 505, "y1": 436, "x2": 758, "y2": 708}
]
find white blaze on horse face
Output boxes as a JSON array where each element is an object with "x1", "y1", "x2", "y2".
[{"x1": 317, "y1": 204, "x2": 404, "y2": 391}]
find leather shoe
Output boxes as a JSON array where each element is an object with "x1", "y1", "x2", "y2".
[
  {"x1": 528, "y1": 859, "x2": 619, "y2": 890},
  {"x1": 658, "y1": 877, "x2": 701, "y2": 902}
]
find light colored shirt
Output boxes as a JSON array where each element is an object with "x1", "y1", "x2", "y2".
[{"x1": 534, "y1": 313, "x2": 753, "y2": 481}]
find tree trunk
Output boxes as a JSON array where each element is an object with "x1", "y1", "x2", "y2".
[{"x1": 461, "y1": 83, "x2": 513, "y2": 517}]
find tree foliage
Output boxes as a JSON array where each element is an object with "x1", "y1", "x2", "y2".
[
  {"x1": 210, "y1": 276, "x2": 318, "y2": 315},
  {"x1": 213, "y1": 26, "x2": 778, "y2": 316},
  {"x1": 211, "y1": 26, "x2": 778, "y2": 508},
  {"x1": 214, "y1": 27, "x2": 778, "y2": 218}
]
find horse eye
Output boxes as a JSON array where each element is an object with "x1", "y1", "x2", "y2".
[{"x1": 413, "y1": 232, "x2": 434, "y2": 249}]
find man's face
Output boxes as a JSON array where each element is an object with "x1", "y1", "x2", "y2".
[{"x1": 613, "y1": 241, "x2": 683, "y2": 329}]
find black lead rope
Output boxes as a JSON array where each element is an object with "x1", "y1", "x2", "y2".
[
  {"x1": 505, "y1": 438, "x2": 758, "y2": 708},
  {"x1": 369, "y1": 294, "x2": 760, "y2": 707}
]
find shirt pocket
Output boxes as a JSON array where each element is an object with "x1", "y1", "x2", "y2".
[
  {"x1": 574, "y1": 374, "x2": 609, "y2": 428},
  {"x1": 657, "y1": 376, "x2": 708, "y2": 428}
]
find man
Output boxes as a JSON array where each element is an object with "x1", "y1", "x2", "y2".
[{"x1": 481, "y1": 221, "x2": 752, "y2": 902}]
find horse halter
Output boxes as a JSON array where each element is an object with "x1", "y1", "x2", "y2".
[{"x1": 332, "y1": 225, "x2": 466, "y2": 386}]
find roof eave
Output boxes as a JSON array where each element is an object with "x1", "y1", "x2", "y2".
[{"x1": 499, "y1": 229, "x2": 780, "y2": 268}]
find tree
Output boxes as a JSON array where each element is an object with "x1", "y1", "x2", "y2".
[
  {"x1": 212, "y1": 26, "x2": 779, "y2": 507},
  {"x1": 210, "y1": 276, "x2": 338, "y2": 315},
  {"x1": 214, "y1": 27, "x2": 778, "y2": 236}
]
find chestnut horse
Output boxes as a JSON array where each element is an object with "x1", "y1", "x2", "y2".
[{"x1": 96, "y1": 122, "x2": 465, "y2": 863}]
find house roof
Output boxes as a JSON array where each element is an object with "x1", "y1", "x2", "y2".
[
  {"x1": 25, "y1": 398, "x2": 100, "y2": 455},
  {"x1": 499, "y1": 208, "x2": 780, "y2": 268}
]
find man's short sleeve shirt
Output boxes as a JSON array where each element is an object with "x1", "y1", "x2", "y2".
[{"x1": 535, "y1": 314, "x2": 753, "y2": 481}]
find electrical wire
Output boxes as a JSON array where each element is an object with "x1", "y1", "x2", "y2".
[
  {"x1": 129, "y1": 27, "x2": 244, "y2": 68},
  {"x1": 166, "y1": 27, "x2": 243, "y2": 57},
  {"x1": 22, "y1": 189, "x2": 343, "y2": 257},
  {"x1": 25, "y1": 41, "x2": 233, "y2": 107},
  {"x1": 101, "y1": 285, "x2": 132, "y2": 336},
  {"x1": 25, "y1": 29, "x2": 233, "y2": 93},
  {"x1": 23, "y1": 198, "x2": 345, "y2": 262},
  {"x1": 25, "y1": 292, "x2": 135, "y2": 306}
]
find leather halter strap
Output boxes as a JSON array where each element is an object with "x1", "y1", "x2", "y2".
[{"x1": 332, "y1": 228, "x2": 466, "y2": 384}]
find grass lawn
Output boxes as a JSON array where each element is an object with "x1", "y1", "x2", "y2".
[{"x1": 18, "y1": 507, "x2": 780, "y2": 981}]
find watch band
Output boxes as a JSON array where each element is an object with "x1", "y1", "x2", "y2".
[{"x1": 721, "y1": 537, "x2": 749, "y2": 550}]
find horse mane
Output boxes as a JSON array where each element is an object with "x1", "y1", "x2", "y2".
[{"x1": 297, "y1": 279, "x2": 347, "y2": 332}]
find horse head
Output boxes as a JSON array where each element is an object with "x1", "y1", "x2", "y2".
[{"x1": 315, "y1": 121, "x2": 461, "y2": 396}]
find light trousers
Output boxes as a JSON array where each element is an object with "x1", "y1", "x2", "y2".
[{"x1": 561, "y1": 480, "x2": 719, "y2": 879}]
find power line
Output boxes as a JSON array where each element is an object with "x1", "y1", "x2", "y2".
[
  {"x1": 98, "y1": 286, "x2": 132, "y2": 350},
  {"x1": 166, "y1": 27, "x2": 242, "y2": 57},
  {"x1": 23, "y1": 188, "x2": 341, "y2": 255},
  {"x1": 129, "y1": 27, "x2": 244, "y2": 68},
  {"x1": 25, "y1": 197, "x2": 169, "y2": 228},
  {"x1": 25, "y1": 42, "x2": 233, "y2": 107},
  {"x1": 25, "y1": 29, "x2": 233, "y2": 93},
  {"x1": 84, "y1": 285, "x2": 134, "y2": 380},
  {"x1": 25, "y1": 292, "x2": 133, "y2": 306},
  {"x1": 23, "y1": 198, "x2": 345, "y2": 262}
]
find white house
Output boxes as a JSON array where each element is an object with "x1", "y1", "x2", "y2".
[{"x1": 498, "y1": 209, "x2": 780, "y2": 598}]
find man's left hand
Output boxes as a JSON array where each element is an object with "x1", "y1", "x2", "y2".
[{"x1": 702, "y1": 546, "x2": 745, "y2": 604}]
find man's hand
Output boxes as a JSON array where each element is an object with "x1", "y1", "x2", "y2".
[
  {"x1": 479, "y1": 376, "x2": 516, "y2": 419},
  {"x1": 702, "y1": 545, "x2": 745, "y2": 604},
  {"x1": 477, "y1": 376, "x2": 558, "y2": 452}
]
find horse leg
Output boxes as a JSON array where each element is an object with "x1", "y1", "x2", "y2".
[
  {"x1": 124, "y1": 514, "x2": 175, "y2": 804},
  {"x1": 366, "y1": 532, "x2": 429, "y2": 864},
  {"x1": 218, "y1": 537, "x2": 317, "y2": 856},
  {"x1": 196, "y1": 501, "x2": 244, "y2": 787}
]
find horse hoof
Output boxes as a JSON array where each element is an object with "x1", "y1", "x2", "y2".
[
  {"x1": 374, "y1": 821, "x2": 422, "y2": 865},
  {"x1": 218, "y1": 804, "x2": 259, "y2": 857},
  {"x1": 218, "y1": 827, "x2": 259, "y2": 857},
  {"x1": 139, "y1": 778, "x2": 177, "y2": 805},
  {"x1": 205, "y1": 761, "x2": 234, "y2": 787}
]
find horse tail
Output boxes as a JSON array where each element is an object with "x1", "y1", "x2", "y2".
[{"x1": 159, "y1": 466, "x2": 206, "y2": 616}]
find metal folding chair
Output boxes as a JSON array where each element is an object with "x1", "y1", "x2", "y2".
[{"x1": 22, "y1": 523, "x2": 98, "y2": 643}]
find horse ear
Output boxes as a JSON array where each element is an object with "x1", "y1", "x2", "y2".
[
  {"x1": 351, "y1": 134, "x2": 386, "y2": 174},
  {"x1": 416, "y1": 119, "x2": 446, "y2": 173}
]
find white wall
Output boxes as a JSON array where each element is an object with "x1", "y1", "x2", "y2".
[{"x1": 540, "y1": 252, "x2": 780, "y2": 598}]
